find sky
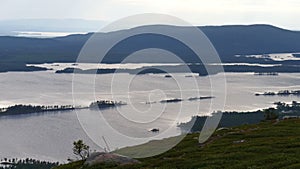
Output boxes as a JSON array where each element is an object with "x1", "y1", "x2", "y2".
[{"x1": 1, "y1": 0, "x2": 300, "y2": 30}]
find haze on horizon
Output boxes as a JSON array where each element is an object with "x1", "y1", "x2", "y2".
[{"x1": 1, "y1": 0, "x2": 300, "y2": 30}]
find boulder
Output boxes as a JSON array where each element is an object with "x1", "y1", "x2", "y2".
[{"x1": 84, "y1": 152, "x2": 140, "y2": 166}]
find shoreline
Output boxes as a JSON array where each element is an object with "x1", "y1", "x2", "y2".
[{"x1": 2, "y1": 62, "x2": 300, "y2": 75}]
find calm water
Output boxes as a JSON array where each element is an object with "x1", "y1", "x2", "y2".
[{"x1": 0, "y1": 71, "x2": 299, "y2": 162}]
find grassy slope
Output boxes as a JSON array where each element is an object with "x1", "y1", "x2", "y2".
[{"x1": 55, "y1": 119, "x2": 300, "y2": 169}]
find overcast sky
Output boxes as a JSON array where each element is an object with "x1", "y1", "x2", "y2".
[{"x1": 1, "y1": 0, "x2": 300, "y2": 30}]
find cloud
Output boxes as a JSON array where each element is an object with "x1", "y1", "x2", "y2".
[{"x1": 0, "y1": 0, "x2": 299, "y2": 30}]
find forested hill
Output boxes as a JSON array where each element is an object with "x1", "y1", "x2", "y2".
[
  {"x1": 201, "y1": 25, "x2": 300, "y2": 59},
  {"x1": 1, "y1": 24, "x2": 300, "y2": 64}
]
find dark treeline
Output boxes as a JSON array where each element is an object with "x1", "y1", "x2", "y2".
[
  {"x1": 146, "y1": 96, "x2": 214, "y2": 104},
  {"x1": 178, "y1": 101, "x2": 300, "y2": 133},
  {"x1": 255, "y1": 90, "x2": 300, "y2": 96},
  {"x1": 0, "y1": 158, "x2": 58, "y2": 169},
  {"x1": 0, "y1": 100, "x2": 127, "y2": 116},
  {"x1": 160, "y1": 98, "x2": 183, "y2": 103},
  {"x1": 178, "y1": 111, "x2": 265, "y2": 133},
  {"x1": 56, "y1": 64, "x2": 300, "y2": 76},
  {"x1": 0, "y1": 104, "x2": 75, "y2": 116},
  {"x1": 89, "y1": 100, "x2": 126, "y2": 110},
  {"x1": 274, "y1": 101, "x2": 300, "y2": 118}
]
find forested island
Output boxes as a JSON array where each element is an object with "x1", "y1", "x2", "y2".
[
  {"x1": 89, "y1": 100, "x2": 126, "y2": 110},
  {"x1": 144, "y1": 96, "x2": 215, "y2": 105},
  {"x1": 254, "y1": 72, "x2": 279, "y2": 76},
  {"x1": 0, "y1": 104, "x2": 75, "y2": 116},
  {"x1": 160, "y1": 98, "x2": 183, "y2": 103},
  {"x1": 255, "y1": 90, "x2": 300, "y2": 96},
  {"x1": 188, "y1": 96, "x2": 215, "y2": 101},
  {"x1": 0, "y1": 100, "x2": 126, "y2": 116},
  {"x1": 178, "y1": 101, "x2": 300, "y2": 133},
  {"x1": 55, "y1": 64, "x2": 300, "y2": 76}
]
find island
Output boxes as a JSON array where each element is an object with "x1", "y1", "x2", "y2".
[
  {"x1": 0, "y1": 100, "x2": 127, "y2": 116},
  {"x1": 160, "y1": 98, "x2": 183, "y2": 103},
  {"x1": 254, "y1": 72, "x2": 279, "y2": 76},
  {"x1": 89, "y1": 100, "x2": 126, "y2": 110},
  {"x1": 54, "y1": 64, "x2": 300, "y2": 77},
  {"x1": 188, "y1": 96, "x2": 215, "y2": 101},
  {"x1": 255, "y1": 90, "x2": 300, "y2": 96},
  {"x1": 178, "y1": 101, "x2": 300, "y2": 133},
  {"x1": 0, "y1": 104, "x2": 75, "y2": 116}
]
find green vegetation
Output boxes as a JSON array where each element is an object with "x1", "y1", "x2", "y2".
[
  {"x1": 262, "y1": 101, "x2": 300, "y2": 120},
  {"x1": 54, "y1": 160, "x2": 120, "y2": 169},
  {"x1": 0, "y1": 158, "x2": 58, "y2": 169},
  {"x1": 178, "y1": 111, "x2": 265, "y2": 133},
  {"x1": 54, "y1": 160, "x2": 85, "y2": 169},
  {"x1": 275, "y1": 101, "x2": 300, "y2": 112},
  {"x1": 54, "y1": 119, "x2": 300, "y2": 169},
  {"x1": 73, "y1": 140, "x2": 90, "y2": 160},
  {"x1": 179, "y1": 101, "x2": 300, "y2": 133},
  {"x1": 264, "y1": 108, "x2": 279, "y2": 120}
]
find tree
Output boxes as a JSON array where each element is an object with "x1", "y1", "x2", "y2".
[
  {"x1": 264, "y1": 108, "x2": 278, "y2": 120},
  {"x1": 72, "y1": 140, "x2": 90, "y2": 160}
]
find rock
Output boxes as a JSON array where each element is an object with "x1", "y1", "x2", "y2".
[
  {"x1": 84, "y1": 152, "x2": 140, "y2": 166},
  {"x1": 150, "y1": 128, "x2": 159, "y2": 132},
  {"x1": 233, "y1": 139, "x2": 246, "y2": 144}
]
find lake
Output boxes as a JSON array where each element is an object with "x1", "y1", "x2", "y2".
[{"x1": 0, "y1": 71, "x2": 299, "y2": 162}]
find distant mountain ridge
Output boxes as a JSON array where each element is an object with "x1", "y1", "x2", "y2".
[
  {"x1": 0, "y1": 19, "x2": 105, "y2": 36},
  {"x1": 200, "y1": 24, "x2": 300, "y2": 60},
  {"x1": 1, "y1": 24, "x2": 300, "y2": 64}
]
